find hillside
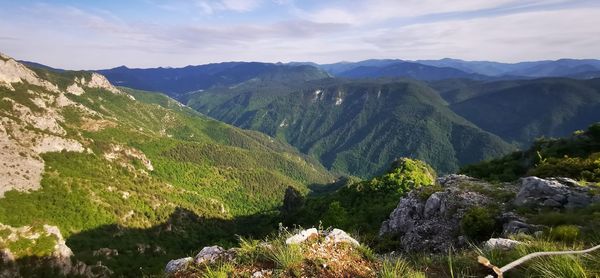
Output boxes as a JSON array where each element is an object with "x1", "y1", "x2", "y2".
[
  {"x1": 448, "y1": 78, "x2": 600, "y2": 146},
  {"x1": 461, "y1": 122, "x2": 600, "y2": 182},
  {"x1": 187, "y1": 78, "x2": 514, "y2": 177},
  {"x1": 98, "y1": 63, "x2": 330, "y2": 101},
  {"x1": 0, "y1": 53, "x2": 333, "y2": 276}
]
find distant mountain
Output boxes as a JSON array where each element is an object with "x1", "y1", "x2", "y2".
[
  {"x1": 0, "y1": 53, "x2": 332, "y2": 275},
  {"x1": 187, "y1": 78, "x2": 514, "y2": 177},
  {"x1": 335, "y1": 61, "x2": 486, "y2": 80},
  {"x1": 98, "y1": 62, "x2": 330, "y2": 100},
  {"x1": 318, "y1": 59, "x2": 403, "y2": 75},
  {"x1": 417, "y1": 58, "x2": 600, "y2": 78},
  {"x1": 448, "y1": 78, "x2": 600, "y2": 146}
]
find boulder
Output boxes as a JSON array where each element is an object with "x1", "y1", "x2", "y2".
[
  {"x1": 514, "y1": 177, "x2": 593, "y2": 209},
  {"x1": 502, "y1": 220, "x2": 544, "y2": 236},
  {"x1": 194, "y1": 246, "x2": 226, "y2": 264},
  {"x1": 325, "y1": 229, "x2": 359, "y2": 246},
  {"x1": 485, "y1": 238, "x2": 522, "y2": 250},
  {"x1": 285, "y1": 228, "x2": 319, "y2": 245},
  {"x1": 165, "y1": 257, "x2": 192, "y2": 275}
]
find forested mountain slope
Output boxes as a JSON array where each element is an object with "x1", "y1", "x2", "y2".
[
  {"x1": 448, "y1": 78, "x2": 600, "y2": 146},
  {"x1": 0, "y1": 53, "x2": 333, "y2": 276},
  {"x1": 188, "y1": 78, "x2": 514, "y2": 177}
]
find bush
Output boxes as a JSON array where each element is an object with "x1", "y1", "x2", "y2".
[{"x1": 460, "y1": 207, "x2": 498, "y2": 241}]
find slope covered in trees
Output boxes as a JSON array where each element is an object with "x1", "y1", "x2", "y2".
[
  {"x1": 187, "y1": 78, "x2": 514, "y2": 177},
  {"x1": 0, "y1": 54, "x2": 333, "y2": 275},
  {"x1": 461, "y1": 123, "x2": 600, "y2": 182}
]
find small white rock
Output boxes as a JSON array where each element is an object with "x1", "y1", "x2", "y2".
[
  {"x1": 325, "y1": 228, "x2": 359, "y2": 246},
  {"x1": 285, "y1": 228, "x2": 319, "y2": 245},
  {"x1": 485, "y1": 238, "x2": 522, "y2": 250}
]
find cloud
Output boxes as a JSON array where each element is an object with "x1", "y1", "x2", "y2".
[{"x1": 0, "y1": 0, "x2": 599, "y2": 68}]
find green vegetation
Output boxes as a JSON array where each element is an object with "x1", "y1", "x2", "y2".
[
  {"x1": 187, "y1": 78, "x2": 514, "y2": 177},
  {"x1": 461, "y1": 123, "x2": 600, "y2": 182},
  {"x1": 283, "y1": 158, "x2": 436, "y2": 243},
  {"x1": 0, "y1": 63, "x2": 333, "y2": 275},
  {"x1": 460, "y1": 207, "x2": 498, "y2": 241}
]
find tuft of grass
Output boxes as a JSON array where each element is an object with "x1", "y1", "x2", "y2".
[
  {"x1": 528, "y1": 255, "x2": 588, "y2": 278},
  {"x1": 201, "y1": 262, "x2": 234, "y2": 278},
  {"x1": 265, "y1": 242, "x2": 304, "y2": 276},
  {"x1": 236, "y1": 236, "x2": 261, "y2": 264},
  {"x1": 378, "y1": 257, "x2": 425, "y2": 278},
  {"x1": 549, "y1": 225, "x2": 581, "y2": 242},
  {"x1": 357, "y1": 244, "x2": 376, "y2": 262}
]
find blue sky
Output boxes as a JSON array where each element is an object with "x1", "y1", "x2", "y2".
[{"x1": 0, "y1": 0, "x2": 599, "y2": 69}]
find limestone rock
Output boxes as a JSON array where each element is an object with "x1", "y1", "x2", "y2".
[
  {"x1": 165, "y1": 257, "x2": 193, "y2": 275},
  {"x1": 194, "y1": 246, "x2": 226, "y2": 264},
  {"x1": 285, "y1": 228, "x2": 319, "y2": 245},
  {"x1": 325, "y1": 229, "x2": 359, "y2": 246},
  {"x1": 485, "y1": 238, "x2": 522, "y2": 250},
  {"x1": 514, "y1": 177, "x2": 594, "y2": 209},
  {"x1": 379, "y1": 175, "x2": 506, "y2": 252}
]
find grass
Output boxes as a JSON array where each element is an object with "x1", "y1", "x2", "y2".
[{"x1": 378, "y1": 257, "x2": 425, "y2": 278}]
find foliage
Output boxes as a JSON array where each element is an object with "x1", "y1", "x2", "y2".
[
  {"x1": 378, "y1": 257, "x2": 426, "y2": 278},
  {"x1": 460, "y1": 207, "x2": 498, "y2": 241},
  {"x1": 549, "y1": 225, "x2": 581, "y2": 242},
  {"x1": 187, "y1": 78, "x2": 514, "y2": 177},
  {"x1": 461, "y1": 123, "x2": 600, "y2": 182},
  {"x1": 284, "y1": 158, "x2": 436, "y2": 242},
  {"x1": 0, "y1": 65, "x2": 333, "y2": 276}
]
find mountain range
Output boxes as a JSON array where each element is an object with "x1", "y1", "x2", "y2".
[{"x1": 92, "y1": 57, "x2": 600, "y2": 178}]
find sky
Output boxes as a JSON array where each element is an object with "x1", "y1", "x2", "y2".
[{"x1": 0, "y1": 0, "x2": 599, "y2": 69}]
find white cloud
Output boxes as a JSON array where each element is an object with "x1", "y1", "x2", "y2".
[{"x1": 0, "y1": 0, "x2": 599, "y2": 68}]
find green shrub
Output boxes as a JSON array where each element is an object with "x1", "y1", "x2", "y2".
[{"x1": 460, "y1": 207, "x2": 498, "y2": 241}]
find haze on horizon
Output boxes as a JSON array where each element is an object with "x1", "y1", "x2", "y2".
[{"x1": 1, "y1": 0, "x2": 599, "y2": 70}]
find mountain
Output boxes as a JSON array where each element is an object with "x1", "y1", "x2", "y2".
[
  {"x1": 98, "y1": 63, "x2": 329, "y2": 101},
  {"x1": 447, "y1": 78, "x2": 600, "y2": 146},
  {"x1": 317, "y1": 59, "x2": 403, "y2": 75},
  {"x1": 0, "y1": 53, "x2": 333, "y2": 275},
  {"x1": 187, "y1": 77, "x2": 514, "y2": 177},
  {"x1": 335, "y1": 61, "x2": 485, "y2": 80},
  {"x1": 417, "y1": 58, "x2": 600, "y2": 78}
]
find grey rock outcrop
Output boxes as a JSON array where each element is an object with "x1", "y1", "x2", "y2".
[
  {"x1": 380, "y1": 175, "x2": 600, "y2": 254},
  {"x1": 514, "y1": 177, "x2": 595, "y2": 209},
  {"x1": 379, "y1": 175, "x2": 505, "y2": 252}
]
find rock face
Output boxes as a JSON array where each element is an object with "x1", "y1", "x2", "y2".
[
  {"x1": 0, "y1": 53, "x2": 133, "y2": 197},
  {"x1": 379, "y1": 176, "x2": 501, "y2": 252},
  {"x1": 0, "y1": 223, "x2": 110, "y2": 277},
  {"x1": 514, "y1": 177, "x2": 595, "y2": 209}
]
